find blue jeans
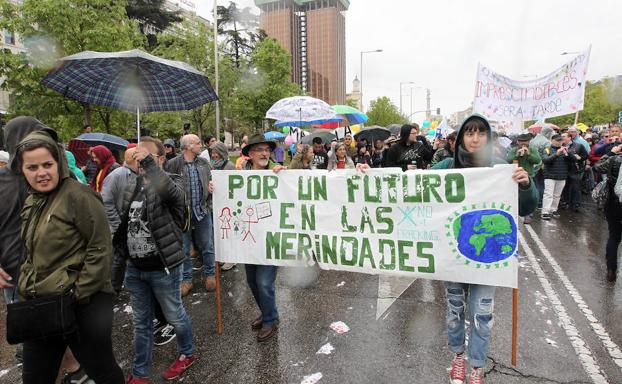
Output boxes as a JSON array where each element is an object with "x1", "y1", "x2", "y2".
[
  {"x1": 245, "y1": 265, "x2": 279, "y2": 326},
  {"x1": 182, "y1": 213, "x2": 215, "y2": 282},
  {"x1": 125, "y1": 264, "x2": 194, "y2": 378},
  {"x1": 445, "y1": 282, "x2": 496, "y2": 368}
]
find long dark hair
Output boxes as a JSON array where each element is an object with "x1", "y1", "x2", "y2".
[{"x1": 399, "y1": 123, "x2": 419, "y2": 145}]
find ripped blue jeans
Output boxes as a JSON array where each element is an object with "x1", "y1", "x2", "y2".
[{"x1": 445, "y1": 282, "x2": 496, "y2": 368}]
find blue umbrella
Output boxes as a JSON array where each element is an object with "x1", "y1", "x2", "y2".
[
  {"x1": 41, "y1": 49, "x2": 218, "y2": 139},
  {"x1": 264, "y1": 131, "x2": 286, "y2": 141},
  {"x1": 75, "y1": 133, "x2": 129, "y2": 152}
]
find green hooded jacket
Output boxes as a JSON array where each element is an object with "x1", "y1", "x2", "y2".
[
  {"x1": 17, "y1": 131, "x2": 114, "y2": 300},
  {"x1": 65, "y1": 150, "x2": 87, "y2": 184},
  {"x1": 432, "y1": 114, "x2": 537, "y2": 217}
]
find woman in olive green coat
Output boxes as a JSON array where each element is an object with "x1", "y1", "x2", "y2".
[{"x1": 13, "y1": 130, "x2": 123, "y2": 384}]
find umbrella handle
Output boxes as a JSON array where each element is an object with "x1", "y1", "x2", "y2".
[{"x1": 137, "y1": 106, "x2": 141, "y2": 142}]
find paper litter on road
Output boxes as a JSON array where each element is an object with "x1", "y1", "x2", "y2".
[
  {"x1": 329, "y1": 321, "x2": 350, "y2": 334},
  {"x1": 545, "y1": 338, "x2": 558, "y2": 348},
  {"x1": 301, "y1": 372, "x2": 323, "y2": 384},
  {"x1": 228, "y1": 291, "x2": 233, "y2": 297},
  {"x1": 316, "y1": 343, "x2": 335, "y2": 355},
  {"x1": 191, "y1": 300, "x2": 201, "y2": 305},
  {"x1": 336, "y1": 281, "x2": 345, "y2": 287},
  {"x1": 123, "y1": 305, "x2": 133, "y2": 314}
]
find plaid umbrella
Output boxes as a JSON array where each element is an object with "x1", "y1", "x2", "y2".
[
  {"x1": 42, "y1": 49, "x2": 218, "y2": 112},
  {"x1": 41, "y1": 49, "x2": 219, "y2": 140}
]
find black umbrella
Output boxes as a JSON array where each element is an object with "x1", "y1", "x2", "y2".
[
  {"x1": 387, "y1": 124, "x2": 403, "y2": 135},
  {"x1": 354, "y1": 125, "x2": 391, "y2": 143},
  {"x1": 301, "y1": 130, "x2": 336, "y2": 144},
  {"x1": 75, "y1": 133, "x2": 129, "y2": 152}
]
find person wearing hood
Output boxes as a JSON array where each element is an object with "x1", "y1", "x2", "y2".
[
  {"x1": 12, "y1": 130, "x2": 123, "y2": 383},
  {"x1": 432, "y1": 114, "x2": 537, "y2": 384},
  {"x1": 210, "y1": 142, "x2": 235, "y2": 171},
  {"x1": 163, "y1": 139, "x2": 177, "y2": 162},
  {"x1": 0, "y1": 116, "x2": 58, "y2": 304},
  {"x1": 65, "y1": 150, "x2": 87, "y2": 184},
  {"x1": 89, "y1": 145, "x2": 120, "y2": 193},
  {"x1": 383, "y1": 123, "x2": 433, "y2": 170}
]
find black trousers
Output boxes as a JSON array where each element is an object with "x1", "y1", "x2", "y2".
[
  {"x1": 22, "y1": 292, "x2": 124, "y2": 384},
  {"x1": 606, "y1": 216, "x2": 622, "y2": 273}
]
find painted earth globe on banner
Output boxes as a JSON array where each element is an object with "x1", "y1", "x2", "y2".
[{"x1": 449, "y1": 207, "x2": 517, "y2": 265}]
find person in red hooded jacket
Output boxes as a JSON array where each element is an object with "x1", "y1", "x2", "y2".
[{"x1": 89, "y1": 145, "x2": 120, "y2": 193}]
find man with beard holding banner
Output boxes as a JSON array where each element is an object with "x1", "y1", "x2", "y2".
[
  {"x1": 242, "y1": 134, "x2": 286, "y2": 342},
  {"x1": 433, "y1": 114, "x2": 537, "y2": 384}
]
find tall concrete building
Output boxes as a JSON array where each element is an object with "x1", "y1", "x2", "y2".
[{"x1": 255, "y1": 0, "x2": 349, "y2": 105}]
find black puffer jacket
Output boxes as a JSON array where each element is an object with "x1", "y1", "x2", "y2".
[
  {"x1": 541, "y1": 145, "x2": 571, "y2": 180},
  {"x1": 119, "y1": 155, "x2": 188, "y2": 271},
  {"x1": 595, "y1": 153, "x2": 622, "y2": 220}
]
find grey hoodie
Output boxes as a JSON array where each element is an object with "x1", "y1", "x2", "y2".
[{"x1": 0, "y1": 117, "x2": 57, "y2": 281}]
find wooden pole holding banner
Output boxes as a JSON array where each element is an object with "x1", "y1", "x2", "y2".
[
  {"x1": 512, "y1": 288, "x2": 518, "y2": 366},
  {"x1": 215, "y1": 262, "x2": 223, "y2": 335}
]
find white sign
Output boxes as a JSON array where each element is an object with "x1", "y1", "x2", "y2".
[
  {"x1": 213, "y1": 166, "x2": 520, "y2": 288},
  {"x1": 473, "y1": 47, "x2": 591, "y2": 122}
]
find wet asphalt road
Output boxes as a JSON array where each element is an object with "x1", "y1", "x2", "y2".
[{"x1": 1, "y1": 199, "x2": 622, "y2": 384}]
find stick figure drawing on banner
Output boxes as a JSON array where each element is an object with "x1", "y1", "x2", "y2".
[
  {"x1": 242, "y1": 207, "x2": 259, "y2": 243},
  {"x1": 219, "y1": 207, "x2": 232, "y2": 239}
]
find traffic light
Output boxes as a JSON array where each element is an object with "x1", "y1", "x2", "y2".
[{"x1": 436, "y1": 107, "x2": 441, "y2": 115}]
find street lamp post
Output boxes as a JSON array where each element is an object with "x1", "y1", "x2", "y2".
[
  {"x1": 561, "y1": 51, "x2": 581, "y2": 125},
  {"x1": 410, "y1": 86, "x2": 422, "y2": 119},
  {"x1": 399, "y1": 81, "x2": 414, "y2": 115},
  {"x1": 360, "y1": 49, "x2": 382, "y2": 112}
]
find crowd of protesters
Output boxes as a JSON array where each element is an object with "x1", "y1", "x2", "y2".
[{"x1": 0, "y1": 113, "x2": 618, "y2": 384}]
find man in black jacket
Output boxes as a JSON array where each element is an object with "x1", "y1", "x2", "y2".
[
  {"x1": 383, "y1": 124, "x2": 433, "y2": 170},
  {"x1": 121, "y1": 137, "x2": 196, "y2": 383},
  {"x1": 561, "y1": 131, "x2": 589, "y2": 212},
  {"x1": 541, "y1": 134, "x2": 571, "y2": 220}
]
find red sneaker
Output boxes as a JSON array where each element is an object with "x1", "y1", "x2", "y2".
[
  {"x1": 469, "y1": 367, "x2": 485, "y2": 384},
  {"x1": 161, "y1": 354, "x2": 196, "y2": 380},
  {"x1": 449, "y1": 353, "x2": 466, "y2": 384},
  {"x1": 126, "y1": 374, "x2": 151, "y2": 384}
]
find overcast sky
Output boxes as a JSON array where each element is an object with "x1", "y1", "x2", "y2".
[{"x1": 198, "y1": 0, "x2": 621, "y2": 124}]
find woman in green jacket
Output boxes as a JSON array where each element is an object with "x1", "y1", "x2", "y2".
[
  {"x1": 13, "y1": 130, "x2": 123, "y2": 384},
  {"x1": 432, "y1": 114, "x2": 536, "y2": 384}
]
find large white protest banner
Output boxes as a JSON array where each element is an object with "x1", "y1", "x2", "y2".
[
  {"x1": 473, "y1": 47, "x2": 591, "y2": 122},
  {"x1": 213, "y1": 166, "x2": 519, "y2": 288}
]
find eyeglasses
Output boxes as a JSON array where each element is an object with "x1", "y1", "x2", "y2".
[{"x1": 250, "y1": 147, "x2": 271, "y2": 154}]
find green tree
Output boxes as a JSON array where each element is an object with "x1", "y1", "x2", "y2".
[
  {"x1": 366, "y1": 96, "x2": 407, "y2": 127},
  {"x1": 0, "y1": 0, "x2": 144, "y2": 140},
  {"x1": 150, "y1": 18, "x2": 239, "y2": 140},
  {"x1": 217, "y1": 2, "x2": 264, "y2": 68},
  {"x1": 230, "y1": 38, "x2": 300, "y2": 131},
  {"x1": 344, "y1": 98, "x2": 358, "y2": 108},
  {"x1": 126, "y1": 0, "x2": 182, "y2": 48}
]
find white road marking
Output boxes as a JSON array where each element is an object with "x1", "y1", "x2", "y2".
[
  {"x1": 525, "y1": 225, "x2": 622, "y2": 371},
  {"x1": 376, "y1": 275, "x2": 416, "y2": 320},
  {"x1": 519, "y1": 232, "x2": 608, "y2": 384}
]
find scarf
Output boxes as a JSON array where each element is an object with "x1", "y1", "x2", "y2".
[
  {"x1": 455, "y1": 144, "x2": 492, "y2": 168},
  {"x1": 89, "y1": 145, "x2": 116, "y2": 192},
  {"x1": 211, "y1": 158, "x2": 225, "y2": 169}
]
